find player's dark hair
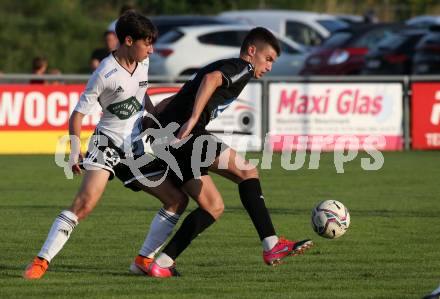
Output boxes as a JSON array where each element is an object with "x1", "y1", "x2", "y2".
[
  {"x1": 115, "y1": 11, "x2": 158, "y2": 44},
  {"x1": 240, "y1": 27, "x2": 281, "y2": 56}
]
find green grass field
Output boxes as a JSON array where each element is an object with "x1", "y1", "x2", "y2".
[{"x1": 0, "y1": 152, "x2": 439, "y2": 298}]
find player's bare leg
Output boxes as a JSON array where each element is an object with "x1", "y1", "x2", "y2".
[
  {"x1": 149, "y1": 175, "x2": 224, "y2": 277},
  {"x1": 24, "y1": 169, "x2": 110, "y2": 279},
  {"x1": 129, "y1": 176, "x2": 189, "y2": 275}
]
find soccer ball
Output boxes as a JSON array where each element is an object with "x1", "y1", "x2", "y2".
[{"x1": 311, "y1": 200, "x2": 350, "y2": 239}]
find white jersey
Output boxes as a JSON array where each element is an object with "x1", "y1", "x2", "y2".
[{"x1": 75, "y1": 54, "x2": 150, "y2": 155}]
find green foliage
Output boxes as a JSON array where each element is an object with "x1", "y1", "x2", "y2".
[
  {"x1": 0, "y1": 0, "x2": 111, "y2": 73},
  {"x1": 0, "y1": 0, "x2": 439, "y2": 73}
]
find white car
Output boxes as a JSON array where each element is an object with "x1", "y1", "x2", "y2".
[
  {"x1": 219, "y1": 10, "x2": 348, "y2": 47},
  {"x1": 149, "y1": 25, "x2": 306, "y2": 78},
  {"x1": 406, "y1": 15, "x2": 440, "y2": 28}
]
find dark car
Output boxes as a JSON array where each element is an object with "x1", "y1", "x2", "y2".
[
  {"x1": 362, "y1": 27, "x2": 428, "y2": 74},
  {"x1": 150, "y1": 15, "x2": 243, "y2": 37},
  {"x1": 300, "y1": 24, "x2": 400, "y2": 75},
  {"x1": 412, "y1": 26, "x2": 440, "y2": 74}
]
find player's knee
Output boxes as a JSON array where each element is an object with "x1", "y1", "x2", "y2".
[{"x1": 207, "y1": 201, "x2": 224, "y2": 220}]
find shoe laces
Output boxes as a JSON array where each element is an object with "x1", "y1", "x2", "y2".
[
  {"x1": 33, "y1": 258, "x2": 48, "y2": 269},
  {"x1": 136, "y1": 255, "x2": 153, "y2": 267},
  {"x1": 277, "y1": 237, "x2": 293, "y2": 246}
]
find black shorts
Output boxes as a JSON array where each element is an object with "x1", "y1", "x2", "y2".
[
  {"x1": 166, "y1": 130, "x2": 229, "y2": 185},
  {"x1": 80, "y1": 132, "x2": 167, "y2": 192}
]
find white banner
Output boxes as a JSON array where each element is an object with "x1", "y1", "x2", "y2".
[
  {"x1": 268, "y1": 83, "x2": 403, "y2": 150},
  {"x1": 150, "y1": 83, "x2": 262, "y2": 151}
]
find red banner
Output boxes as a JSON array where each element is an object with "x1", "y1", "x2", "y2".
[
  {"x1": 0, "y1": 84, "x2": 182, "y2": 154},
  {"x1": 0, "y1": 84, "x2": 95, "y2": 130},
  {"x1": 411, "y1": 83, "x2": 440, "y2": 149},
  {"x1": 0, "y1": 84, "x2": 182, "y2": 131}
]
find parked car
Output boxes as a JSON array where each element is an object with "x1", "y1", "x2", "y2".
[
  {"x1": 335, "y1": 14, "x2": 365, "y2": 25},
  {"x1": 219, "y1": 10, "x2": 348, "y2": 48},
  {"x1": 412, "y1": 25, "x2": 440, "y2": 74},
  {"x1": 299, "y1": 24, "x2": 400, "y2": 75},
  {"x1": 149, "y1": 24, "x2": 306, "y2": 78},
  {"x1": 150, "y1": 15, "x2": 244, "y2": 37},
  {"x1": 406, "y1": 15, "x2": 440, "y2": 28},
  {"x1": 363, "y1": 27, "x2": 428, "y2": 74}
]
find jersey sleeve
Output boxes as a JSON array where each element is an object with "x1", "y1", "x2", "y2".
[
  {"x1": 218, "y1": 61, "x2": 251, "y2": 88},
  {"x1": 74, "y1": 72, "x2": 105, "y2": 115}
]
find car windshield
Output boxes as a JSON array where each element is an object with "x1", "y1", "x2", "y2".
[
  {"x1": 151, "y1": 17, "x2": 240, "y2": 36},
  {"x1": 317, "y1": 19, "x2": 348, "y2": 32},
  {"x1": 279, "y1": 40, "x2": 301, "y2": 54},
  {"x1": 376, "y1": 33, "x2": 407, "y2": 50},
  {"x1": 419, "y1": 33, "x2": 440, "y2": 45},
  {"x1": 415, "y1": 33, "x2": 440, "y2": 51},
  {"x1": 321, "y1": 31, "x2": 352, "y2": 48},
  {"x1": 156, "y1": 30, "x2": 184, "y2": 44},
  {"x1": 350, "y1": 28, "x2": 396, "y2": 49}
]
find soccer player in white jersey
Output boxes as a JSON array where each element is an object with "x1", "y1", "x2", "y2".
[{"x1": 23, "y1": 11, "x2": 188, "y2": 279}]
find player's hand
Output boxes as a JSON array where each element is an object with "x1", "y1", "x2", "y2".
[
  {"x1": 70, "y1": 153, "x2": 84, "y2": 175},
  {"x1": 176, "y1": 119, "x2": 194, "y2": 140}
]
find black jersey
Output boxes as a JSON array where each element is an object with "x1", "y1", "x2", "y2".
[{"x1": 157, "y1": 58, "x2": 254, "y2": 131}]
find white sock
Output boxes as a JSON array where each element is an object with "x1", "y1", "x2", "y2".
[
  {"x1": 155, "y1": 253, "x2": 174, "y2": 268},
  {"x1": 37, "y1": 210, "x2": 78, "y2": 262},
  {"x1": 139, "y1": 208, "x2": 179, "y2": 259},
  {"x1": 262, "y1": 235, "x2": 279, "y2": 251}
]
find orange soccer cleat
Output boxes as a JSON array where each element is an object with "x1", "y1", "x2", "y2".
[
  {"x1": 129, "y1": 255, "x2": 154, "y2": 275},
  {"x1": 23, "y1": 257, "x2": 49, "y2": 280}
]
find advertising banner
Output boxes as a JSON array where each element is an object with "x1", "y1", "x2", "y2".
[
  {"x1": 411, "y1": 82, "x2": 440, "y2": 150},
  {"x1": 268, "y1": 83, "x2": 403, "y2": 151},
  {"x1": 0, "y1": 83, "x2": 262, "y2": 153},
  {"x1": 149, "y1": 83, "x2": 262, "y2": 152}
]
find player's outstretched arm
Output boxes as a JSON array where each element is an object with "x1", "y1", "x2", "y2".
[
  {"x1": 176, "y1": 71, "x2": 222, "y2": 139},
  {"x1": 68, "y1": 111, "x2": 85, "y2": 175}
]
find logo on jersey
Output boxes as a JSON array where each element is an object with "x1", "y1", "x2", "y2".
[
  {"x1": 210, "y1": 97, "x2": 236, "y2": 120},
  {"x1": 139, "y1": 81, "x2": 149, "y2": 87},
  {"x1": 104, "y1": 68, "x2": 118, "y2": 78},
  {"x1": 115, "y1": 86, "x2": 124, "y2": 93},
  {"x1": 107, "y1": 96, "x2": 142, "y2": 120}
]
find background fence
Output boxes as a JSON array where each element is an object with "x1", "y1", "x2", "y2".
[{"x1": 1, "y1": 74, "x2": 439, "y2": 153}]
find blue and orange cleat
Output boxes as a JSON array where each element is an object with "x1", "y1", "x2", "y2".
[
  {"x1": 263, "y1": 238, "x2": 313, "y2": 265},
  {"x1": 148, "y1": 261, "x2": 181, "y2": 278}
]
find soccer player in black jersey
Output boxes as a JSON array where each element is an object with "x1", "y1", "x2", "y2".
[{"x1": 147, "y1": 27, "x2": 313, "y2": 277}]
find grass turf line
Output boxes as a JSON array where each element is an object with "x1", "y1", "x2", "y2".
[{"x1": 0, "y1": 152, "x2": 439, "y2": 298}]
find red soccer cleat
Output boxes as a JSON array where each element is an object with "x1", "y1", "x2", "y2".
[
  {"x1": 263, "y1": 238, "x2": 313, "y2": 265},
  {"x1": 148, "y1": 261, "x2": 181, "y2": 278}
]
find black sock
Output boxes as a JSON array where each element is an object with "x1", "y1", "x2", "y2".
[
  {"x1": 162, "y1": 208, "x2": 215, "y2": 260},
  {"x1": 239, "y1": 178, "x2": 276, "y2": 241}
]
